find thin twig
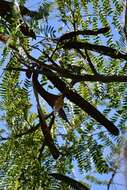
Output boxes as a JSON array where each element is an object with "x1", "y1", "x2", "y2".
[
  {"x1": 107, "y1": 167, "x2": 118, "y2": 190},
  {"x1": 0, "y1": 124, "x2": 40, "y2": 140},
  {"x1": 85, "y1": 49, "x2": 98, "y2": 74},
  {"x1": 15, "y1": 124, "x2": 40, "y2": 138},
  {"x1": 43, "y1": 51, "x2": 59, "y2": 67},
  {"x1": 37, "y1": 142, "x2": 45, "y2": 160},
  {"x1": 0, "y1": 136, "x2": 8, "y2": 141}
]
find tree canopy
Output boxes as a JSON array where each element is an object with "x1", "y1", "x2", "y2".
[{"x1": 0, "y1": 0, "x2": 127, "y2": 189}]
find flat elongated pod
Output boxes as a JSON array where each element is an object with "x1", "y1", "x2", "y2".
[
  {"x1": 49, "y1": 173, "x2": 90, "y2": 190},
  {"x1": 32, "y1": 74, "x2": 60, "y2": 159},
  {"x1": 32, "y1": 73, "x2": 70, "y2": 123},
  {"x1": 59, "y1": 27, "x2": 110, "y2": 42},
  {"x1": 43, "y1": 68, "x2": 119, "y2": 136}
]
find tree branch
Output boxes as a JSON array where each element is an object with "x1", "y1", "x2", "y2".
[{"x1": 15, "y1": 124, "x2": 40, "y2": 138}]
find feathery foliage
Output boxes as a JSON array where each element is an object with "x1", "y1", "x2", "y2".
[{"x1": 0, "y1": 0, "x2": 126, "y2": 189}]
